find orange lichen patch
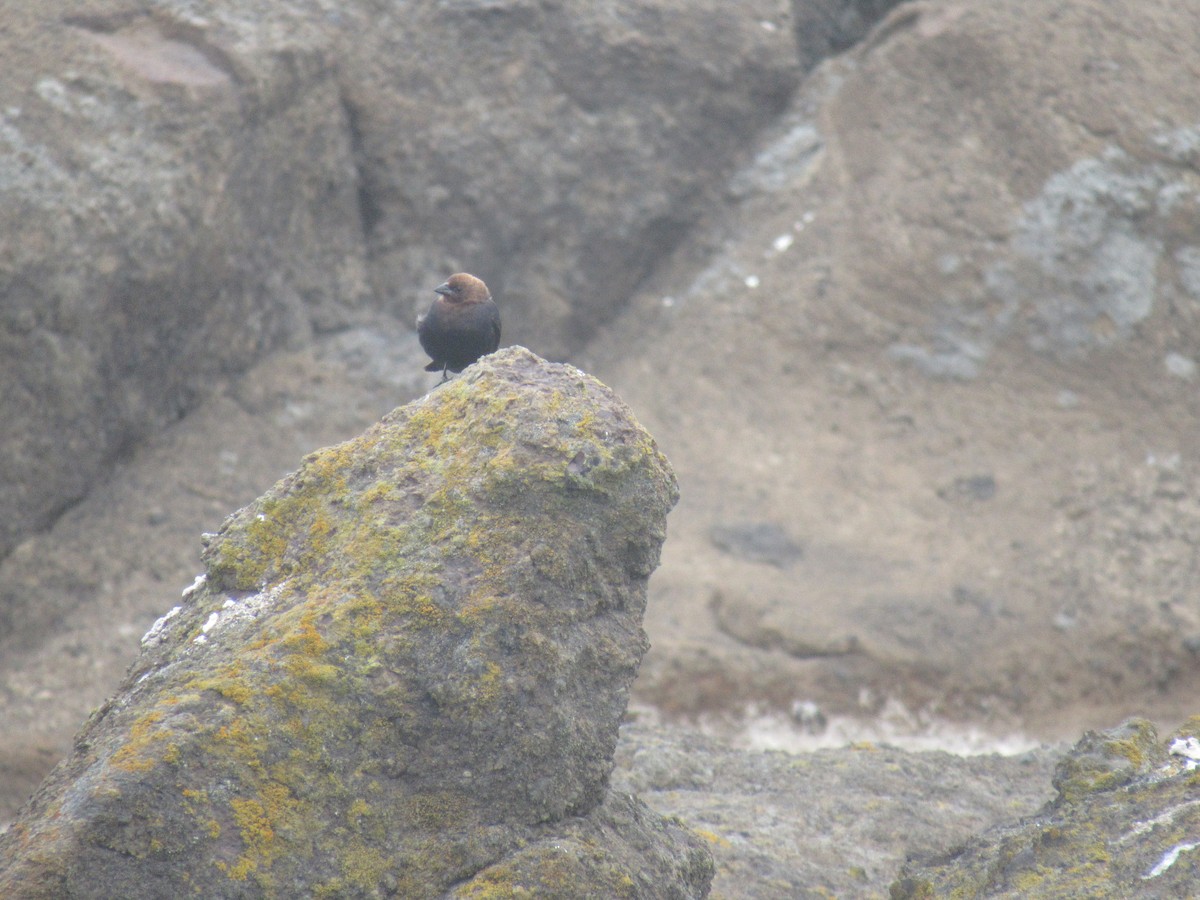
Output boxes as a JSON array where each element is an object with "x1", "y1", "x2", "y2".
[
  {"x1": 188, "y1": 662, "x2": 256, "y2": 706},
  {"x1": 93, "y1": 350, "x2": 681, "y2": 893},
  {"x1": 110, "y1": 710, "x2": 178, "y2": 774},
  {"x1": 279, "y1": 614, "x2": 330, "y2": 667},
  {"x1": 226, "y1": 781, "x2": 301, "y2": 882},
  {"x1": 693, "y1": 828, "x2": 732, "y2": 848},
  {"x1": 213, "y1": 715, "x2": 267, "y2": 774}
]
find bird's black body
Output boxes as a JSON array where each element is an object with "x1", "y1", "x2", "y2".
[{"x1": 417, "y1": 273, "x2": 501, "y2": 380}]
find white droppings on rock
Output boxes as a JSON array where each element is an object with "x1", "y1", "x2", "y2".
[
  {"x1": 1143, "y1": 841, "x2": 1200, "y2": 879},
  {"x1": 1169, "y1": 736, "x2": 1200, "y2": 770},
  {"x1": 181, "y1": 573, "x2": 206, "y2": 600},
  {"x1": 141, "y1": 605, "x2": 182, "y2": 646},
  {"x1": 1164, "y1": 352, "x2": 1196, "y2": 380},
  {"x1": 1122, "y1": 799, "x2": 1200, "y2": 852},
  {"x1": 1056, "y1": 389, "x2": 1080, "y2": 409},
  {"x1": 192, "y1": 582, "x2": 290, "y2": 644},
  {"x1": 1145, "y1": 452, "x2": 1181, "y2": 470},
  {"x1": 771, "y1": 233, "x2": 793, "y2": 253},
  {"x1": 34, "y1": 79, "x2": 70, "y2": 114},
  {"x1": 744, "y1": 274, "x2": 760, "y2": 289}
]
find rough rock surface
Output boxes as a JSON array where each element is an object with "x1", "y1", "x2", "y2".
[
  {"x1": 3, "y1": 0, "x2": 1200, "y2": 894},
  {"x1": 339, "y1": 0, "x2": 802, "y2": 358},
  {"x1": 0, "y1": 322, "x2": 433, "y2": 825},
  {"x1": 582, "y1": 0, "x2": 1200, "y2": 737},
  {"x1": 0, "y1": 349, "x2": 711, "y2": 898},
  {"x1": 893, "y1": 718, "x2": 1200, "y2": 898},
  {"x1": 615, "y1": 720, "x2": 1061, "y2": 899},
  {"x1": 0, "y1": 2, "x2": 369, "y2": 562},
  {"x1": 0, "y1": 0, "x2": 809, "y2": 564}
]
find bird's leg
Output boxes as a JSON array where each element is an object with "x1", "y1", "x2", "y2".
[{"x1": 439, "y1": 364, "x2": 450, "y2": 384}]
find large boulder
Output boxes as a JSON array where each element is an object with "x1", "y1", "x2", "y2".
[
  {"x1": 333, "y1": 0, "x2": 801, "y2": 355},
  {"x1": 893, "y1": 718, "x2": 1200, "y2": 897},
  {"x1": 0, "y1": 322, "x2": 433, "y2": 824},
  {"x1": 0, "y1": 4, "x2": 369, "y2": 562},
  {"x1": 0, "y1": 349, "x2": 711, "y2": 898},
  {"x1": 583, "y1": 0, "x2": 1200, "y2": 735},
  {"x1": 0, "y1": 0, "x2": 807, "y2": 565},
  {"x1": 615, "y1": 721, "x2": 1062, "y2": 899}
]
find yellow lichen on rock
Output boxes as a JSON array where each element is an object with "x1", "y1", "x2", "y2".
[{"x1": 0, "y1": 349, "x2": 696, "y2": 898}]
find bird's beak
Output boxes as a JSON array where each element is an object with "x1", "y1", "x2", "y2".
[{"x1": 434, "y1": 282, "x2": 452, "y2": 296}]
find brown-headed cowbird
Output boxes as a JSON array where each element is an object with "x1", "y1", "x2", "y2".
[{"x1": 417, "y1": 273, "x2": 501, "y2": 381}]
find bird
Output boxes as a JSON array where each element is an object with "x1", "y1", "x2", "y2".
[{"x1": 417, "y1": 273, "x2": 501, "y2": 382}]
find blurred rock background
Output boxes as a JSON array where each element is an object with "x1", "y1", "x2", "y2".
[{"x1": 2, "y1": 0, "x2": 1199, "y2": 891}]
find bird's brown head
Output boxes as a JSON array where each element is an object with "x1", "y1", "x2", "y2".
[{"x1": 434, "y1": 273, "x2": 491, "y2": 305}]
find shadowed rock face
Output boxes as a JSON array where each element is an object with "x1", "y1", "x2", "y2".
[{"x1": 0, "y1": 348, "x2": 710, "y2": 898}]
